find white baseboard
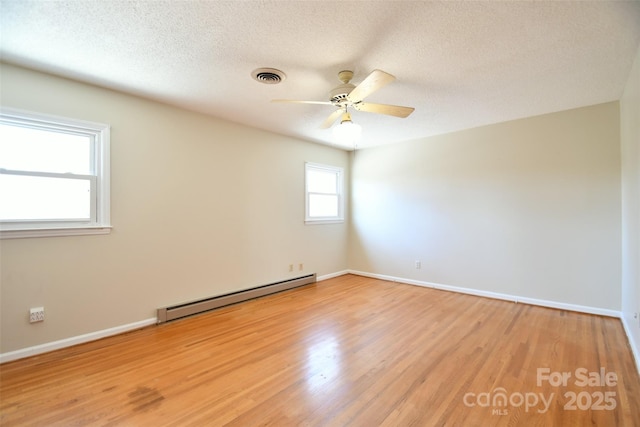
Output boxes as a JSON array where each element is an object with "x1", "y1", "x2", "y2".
[
  {"x1": 317, "y1": 270, "x2": 349, "y2": 282},
  {"x1": 0, "y1": 273, "x2": 351, "y2": 364},
  {"x1": 0, "y1": 317, "x2": 157, "y2": 364},
  {"x1": 620, "y1": 314, "x2": 640, "y2": 375},
  {"x1": 2, "y1": 271, "x2": 632, "y2": 368},
  {"x1": 348, "y1": 270, "x2": 621, "y2": 318},
  {"x1": 352, "y1": 269, "x2": 639, "y2": 374}
]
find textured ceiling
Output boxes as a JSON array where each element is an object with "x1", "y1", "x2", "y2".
[{"x1": 1, "y1": 1, "x2": 639, "y2": 149}]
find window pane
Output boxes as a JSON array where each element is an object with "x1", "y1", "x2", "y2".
[
  {"x1": 308, "y1": 169, "x2": 337, "y2": 194},
  {"x1": 309, "y1": 194, "x2": 338, "y2": 217},
  {"x1": 0, "y1": 124, "x2": 92, "y2": 174},
  {"x1": 0, "y1": 174, "x2": 91, "y2": 221}
]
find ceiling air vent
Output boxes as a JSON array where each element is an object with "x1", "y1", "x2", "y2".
[{"x1": 251, "y1": 68, "x2": 286, "y2": 84}]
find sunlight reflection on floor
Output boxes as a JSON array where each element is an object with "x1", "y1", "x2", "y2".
[{"x1": 305, "y1": 334, "x2": 342, "y2": 393}]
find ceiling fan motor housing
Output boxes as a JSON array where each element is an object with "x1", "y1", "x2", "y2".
[{"x1": 330, "y1": 83, "x2": 355, "y2": 104}]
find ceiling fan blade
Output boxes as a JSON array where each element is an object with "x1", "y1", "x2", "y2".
[
  {"x1": 320, "y1": 109, "x2": 344, "y2": 129},
  {"x1": 346, "y1": 69, "x2": 396, "y2": 103},
  {"x1": 271, "y1": 99, "x2": 332, "y2": 105},
  {"x1": 352, "y1": 102, "x2": 415, "y2": 118}
]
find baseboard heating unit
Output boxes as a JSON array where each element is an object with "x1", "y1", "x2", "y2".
[{"x1": 157, "y1": 273, "x2": 316, "y2": 323}]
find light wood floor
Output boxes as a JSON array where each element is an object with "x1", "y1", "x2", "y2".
[{"x1": 1, "y1": 274, "x2": 639, "y2": 426}]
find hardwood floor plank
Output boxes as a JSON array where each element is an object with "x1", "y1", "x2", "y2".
[{"x1": 1, "y1": 274, "x2": 638, "y2": 426}]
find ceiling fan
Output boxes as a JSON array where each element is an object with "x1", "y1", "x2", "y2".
[{"x1": 272, "y1": 69, "x2": 415, "y2": 129}]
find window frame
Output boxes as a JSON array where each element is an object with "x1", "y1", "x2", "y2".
[
  {"x1": 305, "y1": 162, "x2": 344, "y2": 224},
  {"x1": 0, "y1": 107, "x2": 111, "y2": 239}
]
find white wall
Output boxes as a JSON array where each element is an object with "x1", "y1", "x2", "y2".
[
  {"x1": 0, "y1": 63, "x2": 349, "y2": 354},
  {"x1": 350, "y1": 102, "x2": 621, "y2": 311},
  {"x1": 621, "y1": 46, "x2": 640, "y2": 363}
]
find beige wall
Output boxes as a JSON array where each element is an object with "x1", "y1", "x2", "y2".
[
  {"x1": 621, "y1": 46, "x2": 640, "y2": 358},
  {"x1": 0, "y1": 63, "x2": 349, "y2": 353},
  {"x1": 0, "y1": 61, "x2": 630, "y2": 358},
  {"x1": 350, "y1": 102, "x2": 621, "y2": 310}
]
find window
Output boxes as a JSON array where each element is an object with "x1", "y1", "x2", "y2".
[
  {"x1": 0, "y1": 108, "x2": 111, "y2": 238},
  {"x1": 305, "y1": 162, "x2": 344, "y2": 224}
]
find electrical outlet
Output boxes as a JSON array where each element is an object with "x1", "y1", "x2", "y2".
[
  {"x1": 415, "y1": 260, "x2": 421, "y2": 269},
  {"x1": 289, "y1": 264, "x2": 293, "y2": 272},
  {"x1": 29, "y1": 307, "x2": 45, "y2": 323},
  {"x1": 299, "y1": 263, "x2": 303, "y2": 271}
]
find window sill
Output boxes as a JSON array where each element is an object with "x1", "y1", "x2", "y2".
[
  {"x1": 0, "y1": 225, "x2": 113, "y2": 239},
  {"x1": 305, "y1": 219, "x2": 344, "y2": 225}
]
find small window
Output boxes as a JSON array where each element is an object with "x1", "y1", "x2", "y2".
[
  {"x1": 305, "y1": 162, "x2": 344, "y2": 224},
  {"x1": 0, "y1": 108, "x2": 111, "y2": 238}
]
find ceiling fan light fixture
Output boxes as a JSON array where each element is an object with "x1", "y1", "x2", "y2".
[{"x1": 332, "y1": 112, "x2": 362, "y2": 146}]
